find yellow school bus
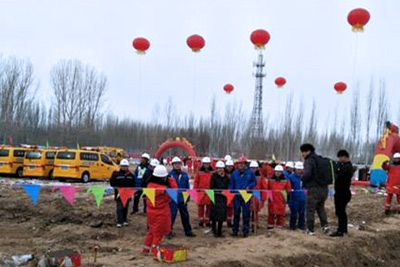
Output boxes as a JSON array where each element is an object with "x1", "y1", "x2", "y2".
[
  {"x1": 0, "y1": 146, "x2": 31, "y2": 177},
  {"x1": 53, "y1": 149, "x2": 119, "y2": 182},
  {"x1": 23, "y1": 149, "x2": 56, "y2": 178}
]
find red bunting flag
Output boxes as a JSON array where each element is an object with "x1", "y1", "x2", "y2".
[
  {"x1": 118, "y1": 188, "x2": 136, "y2": 208},
  {"x1": 267, "y1": 190, "x2": 273, "y2": 201},
  {"x1": 188, "y1": 189, "x2": 197, "y2": 203},
  {"x1": 60, "y1": 185, "x2": 76, "y2": 205},
  {"x1": 222, "y1": 190, "x2": 235, "y2": 206}
]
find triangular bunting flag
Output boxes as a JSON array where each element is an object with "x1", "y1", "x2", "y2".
[
  {"x1": 328, "y1": 188, "x2": 335, "y2": 197},
  {"x1": 118, "y1": 188, "x2": 135, "y2": 208},
  {"x1": 188, "y1": 189, "x2": 197, "y2": 203},
  {"x1": 23, "y1": 184, "x2": 41, "y2": 205},
  {"x1": 182, "y1": 191, "x2": 190, "y2": 203},
  {"x1": 239, "y1": 190, "x2": 252, "y2": 203},
  {"x1": 281, "y1": 190, "x2": 287, "y2": 201},
  {"x1": 266, "y1": 190, "x2": 273, "y2": 201},
  {"x1": 60, "y1": 185, "x2": 76, "y2": 205},
  {"x1": 166, "y1": 189, "x2": 178, "y2": 204},
  {"x1": 205, "y1": 189, "x2": 215, "y2": 204},
  {"x1": 143, "y1": 188, "x2": 155, "y2": 206},
  {"x1": 87, "y1": 186, "x2": 106, "y2": 208},
  {"x1": 253, "y1": 190, "x2": 261, "y2": 201},
  {"x1": 222, "y1": 190, "x2": 235, "y2": 206}
]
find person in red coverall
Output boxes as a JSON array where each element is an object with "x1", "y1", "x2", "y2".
[
  {"x1": 261, "y1": 161, "x2": 275, "y2": 179},
  {"x1": 267, "y1": 165, "x2": 291, "y2": 229},
  {"x1": 382, "y1": 153, "x2": 400, "y2": 215},
  {"x1": 142, "y1": 165, "x2": 178, "y2": 261},
  {"x1": 225, "y1": 159, "x2": 235, "y2": 227},
  {"x1": 194, "y1": 157, "x2": 214, "y2": 227},
  {"x1": 249, "y1": 161, "x2": 268, "y2": 232}
]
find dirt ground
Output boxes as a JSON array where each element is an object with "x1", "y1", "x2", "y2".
[{"x1": 1, "y1": 178, "x2": 400, "y2": 267}]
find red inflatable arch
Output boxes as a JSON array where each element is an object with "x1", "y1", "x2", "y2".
[{"x1": 154, "y1": 137, "x2": 197, "y2": 161}]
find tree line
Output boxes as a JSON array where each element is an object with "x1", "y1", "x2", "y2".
[{"x1": 0, "y1": 55, "x2": 396, "y2": 164}]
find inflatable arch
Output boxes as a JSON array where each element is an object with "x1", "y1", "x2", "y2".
[{"x1": 154, "y1": 137, "x2": 197, "y2": 161}]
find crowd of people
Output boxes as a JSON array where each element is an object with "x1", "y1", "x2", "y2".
[{"x1": 109, "y1": 143, "x2": 400, "y2": 261}]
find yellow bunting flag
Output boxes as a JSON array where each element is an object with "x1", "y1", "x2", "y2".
[
  {"x1": 142, "y1": 188, "x2": 155, "y2": 206},
  {"x1": 182, "y1": 191, "x2": 189, "y2": 203},
  {"x1": 238, "y1": 190, "x2": 252, "y2": 203}
]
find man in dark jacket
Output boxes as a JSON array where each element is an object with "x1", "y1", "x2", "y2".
[
  {"x1": 132, "y1": 153, "x2": 151, "y2": 214},
  {"x1": 330, "y1": 150, "x2": 353, "y2": 237},
  {"x1": 110, "y1": 159, "x2": 135, "y2": 228},
  {"x1": 300, "y1": 143, "x2": 330, "y2": 235}
]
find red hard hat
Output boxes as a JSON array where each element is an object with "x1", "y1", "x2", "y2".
[{"x1": 236, "y1": 155, "x2": 248, "y2": 163}]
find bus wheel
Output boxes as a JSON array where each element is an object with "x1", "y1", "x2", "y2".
[
  {"x1": 16, "y1": 168, "x2": 23, "y2": 178},
  {"x1": 81, "y1": 172, "x2": 90, "y2": 183}
]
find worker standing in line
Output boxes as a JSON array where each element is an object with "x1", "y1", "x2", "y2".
[
  {"x1": 132, "y1": 153, "x2": 151, "y2": 214},
  {"x1": 194, "y1": 157, "x2": 214, "y2": 227}
]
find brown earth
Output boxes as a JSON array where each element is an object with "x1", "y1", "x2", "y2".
[{"x1": 0, "y1": 179, "x2": 399, "y2": 267}]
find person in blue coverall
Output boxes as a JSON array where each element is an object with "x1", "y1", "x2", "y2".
[
  {"x1": 283, "y1": 161, "x2": 294, "y2": 178},
  {"x1": 287, "y1": 162, "x2": 306, "y2": 230},
  {"x1": 168, "y1": 156, "x2": 196, "y2": 237},
  {"x1": 228, "y1": 156, "x2": 256, "y2": 237}
]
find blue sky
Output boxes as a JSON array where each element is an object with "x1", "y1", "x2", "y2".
[{"x1": 1, "y1": 0, "x2": 399, "y2": 129}]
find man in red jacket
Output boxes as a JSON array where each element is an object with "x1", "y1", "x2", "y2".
[
  {"x1": 249, "y1": 161, "x2": 268, "y2": 232},
  {"x1": 142, "y1": 165, "x2": 177, "y2": 261},
  {"x1": 382, "y1": 153, "x2": 400, "y2": 215},
  {"x1": 194, "y1": 157, "x2": 214, "y2": 227}
]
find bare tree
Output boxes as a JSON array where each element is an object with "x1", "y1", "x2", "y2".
[{"x1": 375, "y1": 79, "x2": 389, "y2": 139}]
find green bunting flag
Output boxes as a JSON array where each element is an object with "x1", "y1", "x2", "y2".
[
  {"x1": 281, "y1": 190, "x2": 287, "y2": 201},
  {"x1": 87, "y1": 186, "x2": 106, "y2": 208},
  {"x1": 205, "y1": 189, "x2": 215, "y2": 204}
]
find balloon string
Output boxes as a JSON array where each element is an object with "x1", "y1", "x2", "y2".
[
  {"x1": 351, "y1": 33, "x2": 359, "y2": 87},
  {"x1": 193, "y1": 55, "x2": 197, "y2": 114},
  {"x1": 138, "y1": 56, "x2": 142, "y2": 119}
]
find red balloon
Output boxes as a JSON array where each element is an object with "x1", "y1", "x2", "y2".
[
  {"x1": 334, "y1": 82, "x2": 347, "y2": 94},
  {"x1": 347, "y1": 8, "x2": 370, "y2": 32},
  {"x1": 250, "y1": 29, "x2": 271, "y2": 49},
  {"x1": 223, "y1": 84, "x2": 234, "y2": 94},
  {"x1": 275, "y1": 77, "x2": 286, "y2": 88},
  {"x1": 186, "y1": 34, "x2": 205, "y2": 52},
  {"x1": 132, "y1": 37, "x2": 150, "y2": 54}
]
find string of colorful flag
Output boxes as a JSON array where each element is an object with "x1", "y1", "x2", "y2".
[{"x1": 0, "y1": 179, "x2": 372, "y2": 208}]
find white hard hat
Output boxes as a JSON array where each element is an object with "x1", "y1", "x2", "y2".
[
  {"x1": 285, "y1": 161, "x2": 294, "y2": 168},
  {"x1": 216, "y1": 160, "x2": 225, "y2": 168},
  {"x1": 294, "y1": 161, "x2": 304, "y2": 170},
  {"x1": 393, "y1": 153, "x2": 400, "y2": 159},
  {"x1": 250, "y1": 161, "x2": 259, "y2": 168},
  {"x1": 153, "y1": 165, "x2": 168, "y2": 178},
  {"x1": 120, "y1": 159, "x2": 129, "y2": 166},
  {"x1": 150, "y1": 159, "x2": 160, "y2": 167},
  {"x1": 141, "y1": 153, "x2": 150, "y2": 160},
  {"x1": 225, "y1": 159, "x2": 234, "y2": 166},
  {"x1": 171, "y1": 156, "x2": 182, "y2": 164},
  {"x1": 224, "y1": 155, "x2": 232, "y2": 161},
  {"x1": 274, "y1": 165, "x2": 284, "y2": 172},
  {"x1": 202, "y1": 157, "x2": 211, "y2": 164}
]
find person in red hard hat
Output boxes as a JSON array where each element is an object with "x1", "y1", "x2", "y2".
[
  {"x1": 142, "y1": 165, "x2": 177, "y2": 261},
  {"x1": 382, "y1": 152, "x2": 400, "y2": 215},
  {"x1": 228, "y1": 155, "x2": 256, "y2": 237},
  {"x1": 194, "y1": 157, "x2": 214, "y2": 227},
  {"x1": 267, "y1": 165, "x2": 291, "y2": 230}
]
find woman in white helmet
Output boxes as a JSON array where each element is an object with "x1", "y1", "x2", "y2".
[
  {"x1": 194, "y1": 156, "x2": 214, "y2": 227},
  {"x1": 142, "y1": 165, "x2": 178, "y2": 261},
  {"x1": 210, "y1": 161, "x2": 230, "y2": 237},
  {"x1": 224, "y1": 159, "x2": 235, "y2": 227}
]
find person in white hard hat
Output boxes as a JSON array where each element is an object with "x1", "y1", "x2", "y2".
[
  {"x1": 194, "y1": 157, "x2": 214, "y2": 227},
  {"x1": 168, "y1": 156, "x2": 196, "y2": 237},
  {"x1": 132, "y1": 153, "x2": 151, "y2": 214},
  {"x1": 224, "y1": 155, "x2": 232, "y2": 162},
  {"x1": 283, "y1": 161, "x2": 294, "y2": 178},
  {"x1": 249, "y1": 160, "x2": 267, "y2": 233},
  {"x1": 287, "y1": 162, "x2": 306, "y2": 231},
  {"x1": 142, "y1": 165, "x2": 178, "y2": 260},
  {"x1": 142, "y1": 159, "x2": 160, "y2": 188},
  {"x1": 266, "y1": 165, "x2": 292, "y2": 230},
  {"x1": 383, "y1": 152, "x2": 400, "y2": 215},
  {"x1": 210, "y1": 161, "x2": 229, "y2": 237},
  {"x1": 224, "y1": 159, "x2": 235, "y2": 227},
  {"x1": 110, "y1": 159, "x2": 135, "y2": 228}
]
